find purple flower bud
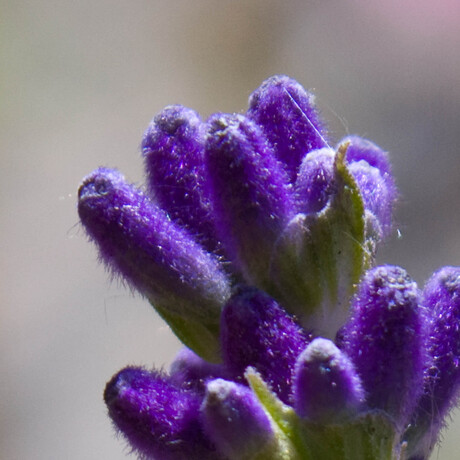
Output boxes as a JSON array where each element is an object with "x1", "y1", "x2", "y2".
[
  {"x1": 170, "y1": 347, "x2": 229, "y2": 393},
  {"x1": 422, "y1": 267, "x2": 460, "y2": 410},
  {"x1": 104, "y1": 367, "x2": 218, "y2": 460},
  {"x1": 200, "y1": 379, "x2": 275, "y2": 460},
  {"x1": 404, "y1": 267, "x2": 460, "y2": 459},
  {"x1": 247, "y1": 75, "x2": 329, "y2": 182},
  {"x1": 205, "y1": 113, "x2": 295, "y2": 285},
  {"x1": 293, "y1": 338, "x2": 365, "y2": 423},
  {"x1": 295, "y1": 141, "x2": 395, "y2": 239},
  {"x1": 348, "y1": 161, "x2": 394, "y2": 238},
  {"x1": 78, "y1": 168, "x2": 231, "y2": 361},
  {"x1": 141, "y1": 105, "x2": 219, "y2": 253},
  {"x1": 294, "y1": 147, "x2": 336, "y2": 214},
  {"x1": 220, "y1": 286, "x2": 311, "y2": 404},
  {"x1": 343, "y1": 135, "x2": 392, "y2": 176},
  {"x1": 269, "y1": 145, "x2": 369, "y2": 337},
  {"x1": 343, "y1": 136, "x2": 397, "y2": 236},
  {"x1": 341, "y1": 265, "x2": 425, "y2": 429}
]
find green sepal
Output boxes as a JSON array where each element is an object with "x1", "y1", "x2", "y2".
[
  {"x1": 268, "y1": 143, "x2": 370, "y2": 336},
  {"x1": 245, "y1": 368, "x2": 311, "y2": 460},
  {"x1": 245, "y1": 368, "x2": 401, "y2": 460},
  {"x1": 150, "y1": 301, "x2": 221, "y2": 363}
]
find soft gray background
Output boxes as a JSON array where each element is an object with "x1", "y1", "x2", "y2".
[{"x1": 1, "y1": 1, "x2": 460, "y2": 458}]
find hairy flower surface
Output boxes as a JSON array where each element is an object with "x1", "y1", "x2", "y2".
[{"x1": 79, "y1": 75, "x2": 458, "y2": 460}]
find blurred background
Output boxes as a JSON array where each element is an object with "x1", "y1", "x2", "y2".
[{"x1": 1, "y1": 0, "x2": 460, "y2": 458}]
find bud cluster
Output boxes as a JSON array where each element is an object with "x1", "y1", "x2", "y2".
[{"x1": 78, "y1": 76, "x2": 460, "y2": 460}]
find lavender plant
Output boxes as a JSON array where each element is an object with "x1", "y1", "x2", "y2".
[{"x1": 78, "y1": 75, "x2": 460, "y2": 460}]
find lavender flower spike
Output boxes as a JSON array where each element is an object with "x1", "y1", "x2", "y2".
[
  {"x1": 78, "y1": 168, "x2": 231, "y2": 361},
  {"x1": 293, "y1": 338, "x2": 365, "y2": 423},
  {"x1": 341, "y1": 265, "x2": 425, "y2": 429},
  {"x1": 104, "y1": 367, "x2": 218, "y2": 460},
  {"x1": 248, "y1": 74, "x2": 329, "y2": 182},
  {"x1": 142, "y1": 105, "x2": 219, "y2": 253},
  {"x1": 404, "y1": 267, "x2": 460, "y2": 460},
  {"x1": 200, "y1": 379, "x2": 278, "y2": 460},
  {"x1": 220, "y1": 286, "x2": 311, "y2": 404},
  {"x1": 79, "y1": 75, "x2": 460, "y2": 459},
  {"x1": 205, "y1": 113, "x2": 295, "y2": 286}
]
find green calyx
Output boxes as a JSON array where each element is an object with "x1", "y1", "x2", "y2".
[{"x1": 152, "y1": 301, "x2": 221, "y2": 363}]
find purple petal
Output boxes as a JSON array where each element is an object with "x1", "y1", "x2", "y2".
[
  {"x1": 104, "y1": 367, "x2": 218, "y2": 460},
  {"x1": 342, "y1": 135, "x2": 392, "y2": 176},
  {"x1": 247, "y1": 75, "x2": 329, "y2": 182},
  {"x1": 293, "y1": 338, "x2": 365, "y2": 422},
  {"x1": 205, "y1": 113, "x2": 295, "y2": 285},
  {"x1": 142, "y1": 105, "x2": 219, "y2": 253},
  {"x1": 200, "y1": 379, "x2": 274, "y2": 460},
  {"x1": 342, "y1": 136, "x2": 397, "y2": 234},
  {"x1": 341, "y1": 265, "x2": 425, "y2": 429},
  {"x1": 220, "y1": 286, "x2": 311, "y2": 404},
  {"x1": 348, "y1": 161, "x2": 394, "y2": 237},
  {"x1": 78, "y1": 167, "x2": 230, "y2": 325},
  {"x1": 294, "y1": 147, "x2": 336, "y2": 213}
]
